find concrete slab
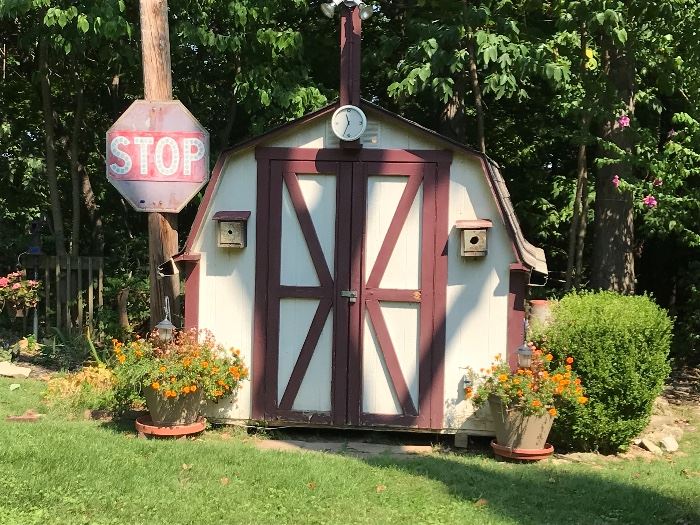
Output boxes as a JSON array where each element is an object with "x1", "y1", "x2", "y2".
[{"x1": 253, "y1": 439, "x2": 433, "y2": 457}]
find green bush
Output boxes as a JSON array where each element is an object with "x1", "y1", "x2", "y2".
[{"x1": 532, "y1": 291, "x2": 673, "y2": 453}]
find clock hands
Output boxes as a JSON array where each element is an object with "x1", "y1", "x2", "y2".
[{"x1": 344, "y1": 113, "x2": 351, "y2": 135}]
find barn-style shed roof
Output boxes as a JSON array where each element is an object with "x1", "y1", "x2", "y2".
[{"x1": 183, "y1": 100, "x2": 547, "y2": 276}]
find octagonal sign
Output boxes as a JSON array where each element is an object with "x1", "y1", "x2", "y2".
[{"x1": 106, "y1": 100, "x2": 210, "y2": 213}]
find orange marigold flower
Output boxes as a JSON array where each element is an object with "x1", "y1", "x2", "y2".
[
  {"x1": 575, "y1": 378, "x2": 581, "y2": 385},
  {"x1": 565, "y1": 364, "x2": 572, "y2": 371},
  {"x1": 566, "y1": 356, "x2": 574, "y2": 364},
  {"x1": 465, "y1": 387, "x2": 473, "y2": 398},
  {"x1": 190, "y1": 385, "x2": 197, "y2": 392},
  {"x1": 214, "y1": 389, "x2": 223, "y2": 397},
  {"x1": 548, "y1": 407, "x2": 557, "y2": 416},
  {"x1": 182, "y1": 358, "x2": 191, "y2": 367},
  {"x1": 151, "y1": 382, "x2": 160, "y2": 390},
  {"x1": 513, "y1": 378, "x2": 521, "y2": 385},
  {"x1": 159, "y1": 366, "x2": 167, "y2": 373},
  {"x1": 545, "y1": 353, "x2": 553, "y2": 362},
  {"x1": 517, "y1": 390, "x2": 523, "y2": 397},
  {"x1": 117, "y1": 354, "x2": 126, "y2": 363},
  {"x1": 135, "y1": 350, "x2": 143, "y2": 358},
  {"x1": 532, "y1": 400, "x2": 542, "y2": 407},
  {"x1": 217, "y1": 380, "x2": 225, "y2": 386},
  {"x1": 577, "y1": 396, "x2": 588, "y2": 404},
  {"x1": 201, "y1": 361, "x2": 209, "y2": 368},
  {"x1": 498, "y1": 374, "x2": 508, "y2": 382}
]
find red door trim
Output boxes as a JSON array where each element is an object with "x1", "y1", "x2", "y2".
[
  {"x1": 251, "y1": 158, "x2": 271, "y2": 420},
  {"x1": 256, "y1": 147, "x2": 453, "y2": 164},
  {"x1": 507, "y1": 263, "x2": 529, "y2": 370},
  {"x1": 429, "y1": 161, "x2": 450, "y2": 429}
]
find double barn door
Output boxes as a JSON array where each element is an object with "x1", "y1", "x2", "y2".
[{"x1": 255, "y1": 150, "x2": 448, "y2": 429}]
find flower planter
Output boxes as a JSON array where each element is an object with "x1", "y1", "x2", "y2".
[
  {"x1": 488, "y1": 396, "x2": 555, "y2": 450},
  {"x1": 143, "y1": 388, "x2": 204, "y2": 426}
]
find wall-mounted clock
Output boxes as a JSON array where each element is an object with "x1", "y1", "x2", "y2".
[{"x1": 331, "y1": 105, "x2": 367, "y2": 141}]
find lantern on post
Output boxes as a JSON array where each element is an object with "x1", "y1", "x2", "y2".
[
  {"x1": 155, "y1": 296, "x2": 176, "y2": 341},
  {"x1": 516, "y1": 344, "x2": 533, "y2": 369}
]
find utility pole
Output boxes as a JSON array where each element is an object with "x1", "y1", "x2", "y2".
[{"x1": 139, "y1": 0, "x2": 181, "y2": 328}]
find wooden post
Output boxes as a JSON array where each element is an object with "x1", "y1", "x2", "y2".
[
  {"x1": 339, "y1": 5, "x2": 362, "y2": 107},
  {"x1": 139, "y1": 0, "x2": 181, "y2": 328}
]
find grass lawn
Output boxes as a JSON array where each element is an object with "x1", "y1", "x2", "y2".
[{"x1": 0, "y1": 377, "x2": 699, "y2": 525}]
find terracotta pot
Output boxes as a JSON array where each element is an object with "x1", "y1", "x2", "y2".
[
  {"x1": 143, "y1": 388, "x2": 204, "y2": 426},
  {"x1": 528, "y1": 299, "x2": 553, "y2": 327},
  {"x1": 489, "y1": 396, "x2": 554, "y2": 450}
]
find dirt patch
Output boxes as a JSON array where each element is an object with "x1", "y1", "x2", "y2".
[{"x1": 663, "y1": 366, "x2": 700, "y2": 405}]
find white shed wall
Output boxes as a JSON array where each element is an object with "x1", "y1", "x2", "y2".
[{"x1": 191, "y1": 111, "x2": 516, "y2": 431}]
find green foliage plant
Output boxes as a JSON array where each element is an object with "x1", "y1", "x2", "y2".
[
  {"x1": 111, "y1": 329, "x2": 248, "y2": 404},
  {"x1": 44, "y1": 364, "x2": 116, "y2": 412},
  {"x1": 469, "y1": 345, "x2": 588, "y2": 418},
  {"x1": 531, "y1": 291, "x2": 673, "y2": 453}
]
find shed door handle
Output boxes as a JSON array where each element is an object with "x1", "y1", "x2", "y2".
[{"x1": 340, "y1": 290, "x2": 357, "y2": 303}]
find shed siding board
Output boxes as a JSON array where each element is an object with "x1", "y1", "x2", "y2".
[
  {"x1": 195, "y1": 112, "x2": 516, "y2": 430},
  {"x1": 442, "y1": 154, "x2": 511, "y2": 431},
  {"x1": 195, "y1": 154, "x2": 257, "y2": 421}
]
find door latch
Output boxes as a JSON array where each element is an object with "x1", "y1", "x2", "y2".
[{"x1": 340, "y1": 290, "x2": 358, "y2": 303}]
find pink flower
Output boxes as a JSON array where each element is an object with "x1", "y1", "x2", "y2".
[
  {"x1": 11, "y1": 283, "x2": 21, "y2": 290},
  {"x1": 653, "y1": 178, "x2": 663, "y2": 187},
  {"x1": 612, "y1": 175, "x2": 620, "y2": 189},
  {"x1": 618, "y1": 115, "x2": 630, "y2": 128},
  {"x1": 643, "y1": 195, "x2": 658, "y2": 208},
  {"x1": 0, "y1": 277, "x2": 8, "y2": 288}
]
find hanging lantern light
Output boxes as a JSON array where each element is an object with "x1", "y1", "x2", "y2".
[
  {"x1": 155, "y1": 296, "x2": 176, "y2": 342},
  {"x1": 358, "y1": 2, "x2": 373, "y2": 20}
]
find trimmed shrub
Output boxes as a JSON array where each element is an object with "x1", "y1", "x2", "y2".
[{"x1": 532, "y1": 291, "x2": 673, "y2": 453}]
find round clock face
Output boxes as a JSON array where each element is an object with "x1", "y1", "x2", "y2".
[{"x1": 332, "y1": 105, "x2": 367, "y2": 141}]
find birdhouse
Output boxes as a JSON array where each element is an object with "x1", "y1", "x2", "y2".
[
  {"x1": 213, "y1": 211, "x2": 250, "y2": 248},
  {"x1": 456, "y1": 219, "x2": 492, "y2": 257}
]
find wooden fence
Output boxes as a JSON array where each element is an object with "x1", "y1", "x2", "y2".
[{"x1": 24, "y1": 255, "x2": 104, "y2": 335}]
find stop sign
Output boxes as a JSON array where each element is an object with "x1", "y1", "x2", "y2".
[{"x1": 106, "y1": 100, "x2": 210, "y2": 213}]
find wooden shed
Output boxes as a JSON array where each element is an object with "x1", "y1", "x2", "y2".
[
  {"x1": 176, "y1": 4, "x2": 546, "y2": 436},
  {"x1": 176, "y1": 99, "x2": 547, "y2": 436}
]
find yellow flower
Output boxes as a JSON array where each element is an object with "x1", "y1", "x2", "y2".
[
  {"x1": 159, "y1": 366, "x2": 167, "y2": 373},
  {"x1": 585, "y1": 48, "x2": 594, "y2": 59},
  {"x1": 577, "y1": 396, "x2": 588, "y2": 404},
  {"x1": 548, "y1": 407, "x2": 557, "y2": 416},
  {"x1": 498, "y1": 374, "x2": 508, "y2": 382},
  {"x1": 151, "y1": 382, "x2": 160, "y2": 390},
  {"x1": 117, "y1": 354, "x2": 126, "y2": 363}
]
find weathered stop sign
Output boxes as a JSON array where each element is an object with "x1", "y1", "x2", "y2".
[{"x1": 106, "y1": 100, "x2": 210, "y2": 213}]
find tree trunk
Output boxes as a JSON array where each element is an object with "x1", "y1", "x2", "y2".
[
  {"x1": 81, "y1": 166, "x2": 105, "y2": 255},
  {"x1": 140, "y1": 0, "x2": 181, "y2": 328},
  {"x1": 39, "y1": 38, "x2": 66, "y2": 256},
  {"x1": 591, "y1": 43, "x2": 636, "y2": 293},
  {"x1": 565, "y1": 127, "x2": 589, "y2": 290},
  {"x1": 565, "y1": 28, "x2": 591, "y2": 290},
  {"x1": 218, "y1": 95, "x2": 238, "y2": 149},
  {"x1": 69, "y1": 81, "x2": 85, "y2": 256},
  {"x1": 573, "y1": 167, "x2": 590, "y2": 289},
  {"x1": 117, "y1": 288, "x2": 130, "y2": 331},
  {"x1": 467, "y1": 35, "x2": 486, "y2": 154}
]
